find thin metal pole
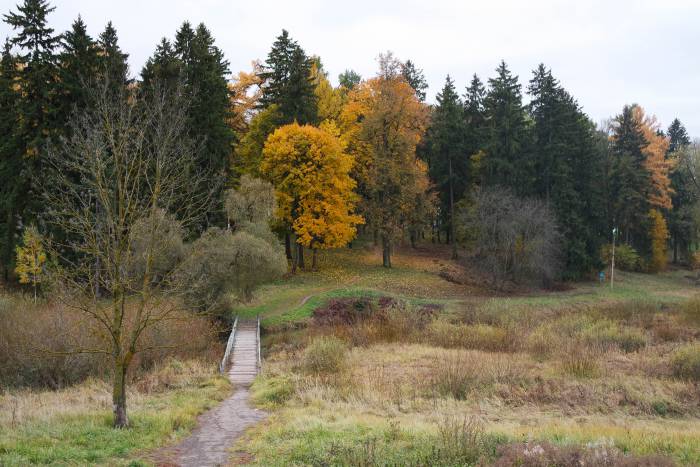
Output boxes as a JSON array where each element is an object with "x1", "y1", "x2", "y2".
[{"x1": 611, "y1": 228, "x2": 616, "y2": 289}]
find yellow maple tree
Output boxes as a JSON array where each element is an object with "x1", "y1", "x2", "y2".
[{"x1": 261, "y1": 122, "x2": 363, "y2": 270}]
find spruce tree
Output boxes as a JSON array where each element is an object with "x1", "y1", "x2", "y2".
[
  {"x1": 3, "y1": 0, "x2": 60, "y2": 271},
  {"x1": 97, "y1": 21, "x2": 129, "y2": 89},
  {"x1": 258, "y1": 29, "x2": 317, "y2": 125},
  {"x1": 425, "y1": 75, "x2": 467, "y2": 257},
  {"x1": 141, "y1": 38, "x2": 182, "y2": 91},
  {"x1": 167, "y1": 22, "x2": 233, "y2": 227},
  {"x1": 609, "y1": 105, "x2": 652, "y2": 251},
  {"x1": 483, "y1": 61, "x2": 532, "y2": 194},
  {"x1": 0, "y1": 41, "x2": 20, "y2": 280},
  {"x1": 57, "y1": 16, "x2": 99, "y2": 128},
  {"x1": 338, "y1": 69, "x2": 361, "y2": 90},
  {"x1": 463, "y1": 74, "x2": 486, "y2": 182},
  {"x1": 666, "y1": 118, "x2": 693, "y2": 262},
  {"x1": 527, "y1": 64, "x2": 605, "y2": 277},
  {"x1": 401, "y1": 59, "x2": 428, "y2": 101}
]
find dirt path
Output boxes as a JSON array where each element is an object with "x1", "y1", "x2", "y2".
[{"x1": 151, "y1": 320, "x2": 265, "y2": 467}]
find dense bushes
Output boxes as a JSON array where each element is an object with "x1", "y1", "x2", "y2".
[
  {"x1": 457, "y1": 186, "x2": 561, "y2": 288},
  {"x1": 601, "y1": 243, "x2": 641, "y2": 271},
  {"x1": 178, "y1": 227, "x2": 287, "y2": 313},
  {"x1": 302, "y1": 336, "x2": 347, "y2": 374},
  {"x1": 0, "y1": 295, "x2": 220, "y2": 389}
]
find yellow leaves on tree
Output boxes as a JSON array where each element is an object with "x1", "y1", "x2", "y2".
[
  {"x1": 339, "y1": 74, "x2": 430, "y2": 267},
  {"x1": 311, "y1": 62, "x2": 344, "y2": 124},
  {"x1": 634, "y1": 106, "x2": 673, "y2": 210},
  {"x1": 261, "y1": 122, "x2": 363, "y2": 268},
  {"x1": 15, "y1": 225, "x2": 46, "y2": 302},
  {"x1": 228, "y1": 60, "x2": 263, "y2": 135},
  {"x1": 648, "y1": 208, "x2": 669, "y2": 272}
]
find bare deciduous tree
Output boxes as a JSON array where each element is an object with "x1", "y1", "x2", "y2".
[
  {"x1": 43, "y1": 80, "x2": 216, "y2": 428},
  {"x1": 458, "y1": 186, "x2": 561, "y2": 289}
]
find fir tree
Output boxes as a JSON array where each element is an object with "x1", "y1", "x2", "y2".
[
  {"x1": 0, "y1": 40, "x2": 20, "y2": 280},
  {"x1": 401, "y1": 59, "x2": 428, "y2": 101},
  {"x1": 483, "y1": 61, "x2": 532, "y2": 194},
  {"x1": 258, "y1": 29, "x2": 317, "y2": 125},
  {"x1": 141, "y1": 38, "x2": 181, "y2": 91},
  {"x1": 609, "y1": 105, "x2": 652, "y2": 251},
  {"x1": 425, "y1": 75, "x2": 467, "y2": 257},
  {"x1": 3, "y1": 0, "x2": 60, "y2": 273},
  {"x1": 97, "y1": 21, "x2": 129, "y2": 89},
  {"x1": 168, "y1": 22, "x2": 233, "y2": 226},
  {"x1": 338, "y1": 69, "x2": 361, "y2": 90},
  {"x1": 57, "y1": 16, "x2": 99, "y2": 127},
  {"x1": 666, "y1": 118, "x2": 693, "y2": 262},
  {"x1": 527, "y1": 64, "x2": 605, "y2": 277},
  {"x1": 463, "y1": 74, "x2": 486, "y2": 183}
]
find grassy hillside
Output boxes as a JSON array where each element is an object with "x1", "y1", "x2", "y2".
[{"x1": 234, "y1": 244, "x2": 700, "y2": 466}]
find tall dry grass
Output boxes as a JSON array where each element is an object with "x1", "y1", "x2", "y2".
[{"x1": 0, "y1": 293, "x2": 222, "y2": 389}]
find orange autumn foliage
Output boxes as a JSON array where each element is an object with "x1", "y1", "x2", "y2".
[
  {"x1": 634, "y1": 106, "x2": 673, "y2": 210},
  {"x1": 261, "y1": 123, "x2": 363, "y2": 252}
]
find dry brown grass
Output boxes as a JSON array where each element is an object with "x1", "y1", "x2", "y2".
[
  {"x1": 0, "y1": 293, "x2": 222, "y2": 389},
  {"x1": 0, "y1": 358, "x2": 217, "y2": 429}
]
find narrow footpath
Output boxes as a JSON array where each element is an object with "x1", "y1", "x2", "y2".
[{"x1": 153, "y1": 319, "x2": 265, "y2": 467}]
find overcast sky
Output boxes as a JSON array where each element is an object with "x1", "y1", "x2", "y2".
[{"x1": 1, "y1": 0, "x2": 699, "y2": 135}]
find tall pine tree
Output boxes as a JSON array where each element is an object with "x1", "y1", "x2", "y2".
[
  {"x1": 2, "y1": 0, "x2": 60, "y2": 276},
  {"x1": 667, "y1": 118, "x2": 693, "y2": 262},
  {"x1": 258, "y1": 30, "x2": 317, "y2": 125},
  {"x1": 57, "y1": 16, "x2": 99, "y2": 128},
  {"x1": 97, "y1": 21, "x2": 129, "y2": 90},
  {"x1": 608, "y1": 105, "x2": 652, "y2": 251},
  {"x1": 527, "y1": 64, "x2": 605, "y2": 277},
  {"x1": 463, "y1": 74, "x2": 486, "y2": 185},
  {"x1": 424, "y1": 75, "x2": 467, "y2": 257},
  {"x1": 483, "y1": 61, "x2": 532, "y2": 194},
  {"x1": 0, "y1": 40, "x2": 20, "y2": 279}
]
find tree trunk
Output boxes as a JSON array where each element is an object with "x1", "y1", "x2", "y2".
[
  {"x1": 373, "y1": 229, "x2": 378, "y2": 246},
  {"x1": 312, "y1": 248, "x2": 318, "y2": 270},
  {"x1": 297, "y1": 244, "x2": 305, "y2": 270},
  {"x1": 382, "y1": 235, "x2": 391, "y2": 268},
  {"x1": 410, "y1": 230, "x2": 417, "y2": 249},
  {"x1": 3, "y1": 207, "x2": 13, "y2": 282},
  {"x1": 673, "y1": 235, "x2": 678, "y2": 264},
  {"x1": 284, "y1": 233, "x2": 292, "y2": 260},
  {"x1": 449, "y1": 157, "x2": 458, "y2": 260},
  {"x1": 112, "y1": 358, "x2": 129, "y2": 428}
]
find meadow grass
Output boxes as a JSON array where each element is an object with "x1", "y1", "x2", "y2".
[
  {"x1": 0, "y1": 359, "x2": 230, "y2": 466},
  {"x1": 241, "y1": 244, "x2": 700, "y2": 466}
]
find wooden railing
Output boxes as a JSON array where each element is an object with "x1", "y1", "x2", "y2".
[
  {"x1": 219, "y1": 315, "x2": 238, "y2": 374},
  {"x1": 256, "y1": 314, "x2": 261, "y2": 369}
]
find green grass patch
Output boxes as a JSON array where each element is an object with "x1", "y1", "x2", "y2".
[{"x1": 0, "y1": 376, "x2": 229, "y2": 466}]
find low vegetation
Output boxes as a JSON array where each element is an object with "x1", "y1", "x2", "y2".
[
  {"x1": 0, "y1": 358, "x2": 229, "y2": 466},
  {"x1": 241, "y1": 248, "x2": 700, "y2": 466}
]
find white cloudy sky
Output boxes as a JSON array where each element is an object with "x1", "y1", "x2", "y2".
[{"x1": 1, "y1": 0, "x2": 699, "y2": 134}]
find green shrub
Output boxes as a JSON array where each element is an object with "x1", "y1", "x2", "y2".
[
  {"x1": 302, "y1": 336, "x2": 347, "y2": 374},
  {"x1": 671, "y1": 343, "x2": 700, "y2": 382},
  {"x1": 600, "y1": 243, "x2": 641, "y2": 271}
]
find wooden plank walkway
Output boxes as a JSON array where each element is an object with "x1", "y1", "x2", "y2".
[
  {"x1": 228, "y1": 318, "x2": 260, "y2": 386},
  {"x1": 152, "y1": 317, "x2": 265, "y2": 466}
]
